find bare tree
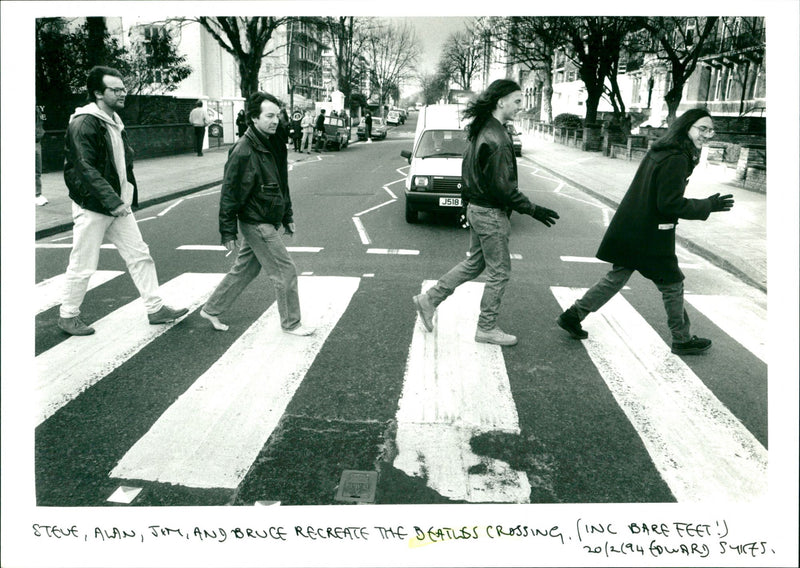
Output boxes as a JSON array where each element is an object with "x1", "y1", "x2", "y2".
[
  {"x1": 361, "y1": 20, "x2": 420, "y2": 117},
  {"x1": 318, "y1": 17, "x2": 369, "y2": 110},
  {"x1": 438, "y1": 29, "x2": 483, "y2": 91},
  {"x1": 417, "y1": 71, "x2": 448, "y2": 105}
]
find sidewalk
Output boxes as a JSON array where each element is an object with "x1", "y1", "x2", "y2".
[{"x1": 520, "y1": 133, "x2": 767, "y2": 293}]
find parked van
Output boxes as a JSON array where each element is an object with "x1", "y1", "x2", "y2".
[{"x1": 400, "y1": 104, "x2": 468, "y2": 223}]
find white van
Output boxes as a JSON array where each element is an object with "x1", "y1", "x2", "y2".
[{"x1": 400, "y1": 104, "x2": 469, "y2": 223}]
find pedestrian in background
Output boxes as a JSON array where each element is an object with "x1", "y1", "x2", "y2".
[
  {"x1": 290, "y1": 110, "x2": 303, "y2": 152},
  {"x1": 412, "y1": 79, "x2": 559, "y2": 346},
  {"x1": 36, "y1": 104, "x2": 48, "y2": 205},
  {"x1": 277, "y1": 107, "x2": 290, "y2": 147},
  {"x1": 199, "y1": 91, "x2": 314, "y2": 337},
  {"x1": 236, "y1": 109, "x2": 247, "y2": 138},
  {"x1": 59, "y1": 65, "x2": 188, "y2": 336},
  {"x1": 189, "y1": 100, "x2": 210, "y2": 156},
  {"x1": 314, "y1": 108, "x2": 326, "y2": 153},
  {"x1": 364, "y1": 110, "x2": 372, "y2": 143},
  {"x1": 556, "y1": 108, "x2": 734, "y2": 355},
  {"x1": 300, "y1": 110, "x2": 313, "y2": 154}
]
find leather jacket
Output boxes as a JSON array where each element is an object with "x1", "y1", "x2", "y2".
[
  {"x1": 461, "y1": 116, "x2": 534, "y2": 216},
  {"x1": 218, "y1": 127, "x2": 293, "y2": 243},
  {"x1": 63, "y1": 114, "x2": 138, "y2": 214}
]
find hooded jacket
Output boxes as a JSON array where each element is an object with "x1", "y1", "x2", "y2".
[
  {"x1": 461, "y1": 116, "x2": 535, "y2": 216},
  {"x1": 218, "y1": 126, "x2": 293, "y2": 243},
  {"x1": 596, "y1": 146, "x2": 713, "y2": 284},
  {"x1": 63, "y1": 103, "x2": 137, "y2": 215}
]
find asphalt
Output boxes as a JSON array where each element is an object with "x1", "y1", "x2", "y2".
[{"x1": 35, "y1": 130, "x2": 767, "y2": 293}]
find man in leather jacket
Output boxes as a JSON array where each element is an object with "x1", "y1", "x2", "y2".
[
  {"x1": 412, "y1": 80, "x2": 560, "y2": 346},
  {"x1": 59, "y1": 66, "x2": 188, "y2": 336},
  {"x1": 199, "y1": 91, "x2": 314, "y2": 336}
]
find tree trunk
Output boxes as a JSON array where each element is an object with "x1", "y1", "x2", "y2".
[
  {"x1": 238, "y1": 60, "x2": 260, "y2": 100},
  {"x1": 541, "y1": 72, "x2": 554, "y2": 123},
  {"x1": 664, "y1": 85, "x2": 682, "y2": 125},
  {"x1": 85, "y1": 17, "x2": 107, "y2": 68},
  {"x1": 584, "y1": 87, "x2": 602, "y2": 125}
]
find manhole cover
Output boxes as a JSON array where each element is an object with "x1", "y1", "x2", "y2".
[{"x1": 335, "y1": 470, "x2": 377, "y2": 503}]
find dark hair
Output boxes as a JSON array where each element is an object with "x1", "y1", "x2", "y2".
[
  {"x1": 246, "y1": 91, "x2": 281, "y2": 121},
  {"x1": 463, "y1": 79, "x2": 521, "y2": 140},
  {"x1": 651, "y1": 107, "x2": 711, "y2": 160},
  {"x1": 86, "y1": 66, "x2": 123, "y2": 103},
  {"x1": 195, "y1": 100, "x2": 204, "y2": 107}
]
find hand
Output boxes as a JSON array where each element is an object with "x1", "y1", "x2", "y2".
[
  {"x1": 284, "y1": 222, "x2": 296, "y2": 237},
  {"x1": 110, "y1": 204, "x2": 130, "y2": 217},
  {"x1": 708, "y1": 193, "x2": 734, "y2": 212},
  {"x1": 223, "y1": 239, "x2": 238, "y2": 256},
  {"x1": 532, "y1": 205, "x2": 559, "y2": 227}
]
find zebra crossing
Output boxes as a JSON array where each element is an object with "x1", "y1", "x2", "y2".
[{"x1": 34, "y1": 270, "x2": 768, "y2": 504}]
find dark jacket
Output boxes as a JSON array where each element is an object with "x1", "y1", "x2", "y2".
[
  {"x1": 218, "y1": 127, "x2": 293, "y2": 243},
  {"x1": 461, "y1": 116, "x2": 535, "y2": 215},
  {"x1": 63, "y1": 114, "x2": 138, "y2": 214},
  {"x1": 596, "y1": 146, "x2": 713, "y2": 284},
  {"x1": 315, "y1": 113, "x2": 326, "y2": 131}
]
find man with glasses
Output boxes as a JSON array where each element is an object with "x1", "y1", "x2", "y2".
[{"x1": 59, "y1": 66, "x2": 187, "y2": 335}]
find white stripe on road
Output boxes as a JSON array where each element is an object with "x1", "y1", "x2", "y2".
[
  {"x1": 394, "y1": 281, "x2": 531, "y2": 503},
  {"x1": 686, "y1": 294, "x2": 767, "y2": 364},
  {"x1": 176, "y1": 245, "x2": 323, "y2": 253},
  {"x1": 367, "y1": 248, "x2": 419, "y2": 256},
  {"x1": 110, "y1": 276, "x2": 360, "y2": 489},
  {"x1": 560, "y1": 256, "x2": 701, "y2": 269},
  {"x1": 551, "y1": 286, "x2": 767, "y2": 502},
  {"x1": 352, "y1": 217, "x2": 371, "y2": 245},
  {"x1": 36, "y1": 270, "x2": 123, "y2": 314},
  {"x1": 354, "y1": 198, "x2": 397, "y2": 217},
  {"x1": 36, "y1": 273, "x2": 223, "y2": 426},
  {"x1": 36, "y1": 243, "x2": 118, "y2": 249},
  {"x1": 157, "y1": 198, "x2": 184, "y2": 217}
]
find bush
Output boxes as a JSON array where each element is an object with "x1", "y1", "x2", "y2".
[{"x1": 553, "y1": 113, "x2": 583, "y2": 128}]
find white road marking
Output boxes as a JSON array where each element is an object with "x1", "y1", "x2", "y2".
[
  {"x1": 352, "y1": 217, "x2": 371, "y2": 245},
  {"x1": 36, "y1": 243, "x2": 117, "y2": 249},
  {"x1": 157, "y1": 198, "x2": 184, "y2": 217},
  {"x1": 110, "y1": 276, "x2": 360, "y2": 489},
  {"x1": 136, "y1": 216, "x2": 157, "y2": 223},
  {"x1": 394, "y1": 281, "x2": 531, "y2": 503},
  {"x1": 686, "y1": 294, "x2": 767, "y2": 364},
  {"x1": 510, "y1": 253, "x2": 523, "y2": 260},
  {"x1": 36, "y1": 272, "x2": 224, "y2": 426},
  {"x1": 367, "y1": 248, "x2": 419, "y2": 256},
  {"x1": 383, "y1": 185, "x2": 398, "y2": 199},
  {"x1": 184, "y1": 188, "x2": 220, "y2": 199},
  {"x1": 602, "y1": 207, "x2": 611, "y2": 226},
  {"x1": 176, "y1": 245, "x2": 322, "y2": 253},
  {"x1": 36, "y1": 270, "x2": 123, "y2": 314},
  {"x1": 354, "y1": 198, "x2": 397, "y2": 217},
  {"x1": 559, "y1": 256, "x2": 701, "y2": 269},
  {"x1": 551, "y1": 286, "x2": 767, "y2": 502}
]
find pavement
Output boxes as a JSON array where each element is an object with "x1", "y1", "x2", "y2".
[{"x1": 34, "y1": 131, "x2": 767, "y2": 293}]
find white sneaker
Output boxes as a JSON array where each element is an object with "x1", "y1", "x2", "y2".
[
  {"x1": 200, "y1": 309, "x2": 229, "y2": 331},
  {"x1": 35, "y1": 195, "x2": 49, "y2": 206},
  {"x1": 284, "y1": 323, "x2": 315, "y2": 336}
]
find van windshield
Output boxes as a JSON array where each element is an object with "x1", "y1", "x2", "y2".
[{"x1": 415, "y1": 129, "x2": 467, "y2": 158}]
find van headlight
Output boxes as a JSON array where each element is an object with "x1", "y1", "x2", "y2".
[{"x1": 411, "y1": 176, "x2": 430, "y2": 190}]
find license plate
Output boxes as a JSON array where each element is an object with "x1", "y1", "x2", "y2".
[{"x1": 439, "y1": 197, "x2": 462, "y2": 207}]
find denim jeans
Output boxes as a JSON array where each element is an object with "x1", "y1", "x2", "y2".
[
  {"x1": 60, "y1": 203, "x2": 163, "y2": 318},
  {"x1": 203, "y1": 222, "x2": 301, "y2": 331},
  {"x1": 425, "y1": 204, "x2": 511, "y2": 331},
  {"x1": 572, "y1": 264, "x2": 692, "y2": 342}
]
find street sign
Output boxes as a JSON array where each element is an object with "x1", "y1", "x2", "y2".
[{"x1": 334, "y1": 470, "x2": 377, "y2": 503}]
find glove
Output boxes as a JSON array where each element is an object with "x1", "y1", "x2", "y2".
[
  {"x1": 708, "y1": 193, "x2": 734, "y2": 212},
  {"x1": 532, "y1": 205, "x2": 559, "y2": 227}
]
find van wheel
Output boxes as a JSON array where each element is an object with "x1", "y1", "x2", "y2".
[{"x1": 405, "y1": 203, "x2": 418, "y2": 223}]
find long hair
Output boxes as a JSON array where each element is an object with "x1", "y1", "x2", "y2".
[
  {"x1": 463, "y1": 79, "x2": 521, "y2": 141},
  {"x1": 651, "y1": 107, "x2": 711, "y2": 161}
]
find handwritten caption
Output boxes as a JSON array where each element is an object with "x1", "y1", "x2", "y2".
[{"x1": 31, "y1": 519, "x2": 775, "y2": 558}]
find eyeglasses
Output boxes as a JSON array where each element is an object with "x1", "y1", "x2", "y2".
[
  {"x1": 106, "y1": 87, "x2": 127, "y2": 96},
  {"x1": 692, "y1": 125, "x2": 715, "y2": 136}
]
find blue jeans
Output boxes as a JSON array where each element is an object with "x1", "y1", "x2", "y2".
[
  {"x1": 425, "y1": 204, "x2": 511, "y2": 331},
  {"x1": 572, "y1": 265, "x2": 692, "y2": 342},
  {"x1": 203, "y1": 222, "x2": 301, "y2": 330}
]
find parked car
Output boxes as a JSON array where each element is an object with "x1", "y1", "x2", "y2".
[
  {"x1": 386, "y1": 110, "x2": 401, "y2": 126},
  {"x1": 505, "y1": 122, "x2": 522, "y2": 156},
  {"x1": 208, "y1": 120, "x2": 223, "y2": 138},
  {"x1": 312, "y1": 115, "x2": 351, "y2": 150},
  {"x1": 400, "y1": 104, "x2": 468, "y2": 224},
  {"x1": 357, "y1": 117, "x2": 387, "y2": 140}
]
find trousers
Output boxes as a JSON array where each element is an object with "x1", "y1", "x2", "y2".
[
  {"x1": 60, "y1": 203, "x2": 163, "y2": 318},
  {"x1": 203, "y1": 222, "x2": 301, "y2": 330},
  {"x1": 193, "y1": 126, "x2": 206, "y2": 155},
  {"x1": 425, "y1": 204, "x2": 511, "y2": 331},
  {"x1": 572, "y1": 264, "x2": 692, "y2": 342}
]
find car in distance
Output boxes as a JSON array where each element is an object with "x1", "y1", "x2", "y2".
[
  {"x1": 357, "y1": 116, "x2": 387, "y2": 141},
  {"x1": 312, "y1": 115, "x2": 351, "y2": 150},
  {"x1": 386, "y1": 110, "x2": 402, "y2": 126}
]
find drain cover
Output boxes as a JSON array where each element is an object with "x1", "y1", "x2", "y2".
[{"x1": 335, "y1": 470, "x2": 377, "y2": 503}]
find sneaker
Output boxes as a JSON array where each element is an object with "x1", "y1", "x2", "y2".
[
  {"x1": 412, "y1": 294, "x2": 435, "y2": 332},
  {"x1": 284, "y1": 323, "x2": 315, "y2": 336},
  {"x1": 671, "y1": 335, "x2": 712, "y2": 355},
  {"x1": 58, "y1": 316, "x2": 95, "y2": 336},
  {"x1": 556, "y1": 306, "x2": 588, "y2": 339},
  {"x1": 475, "y1": 327, "x2": 518, "y2": 346},
  {"x1": 199, "y1": 309, "x2": 229, "y2": 331},
  {"x1": 35, "y1": 195, "x2": 49, "y2": 206},
  {"x1": 148, "y1": 305, "x2": 189, "y2": 324}
]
